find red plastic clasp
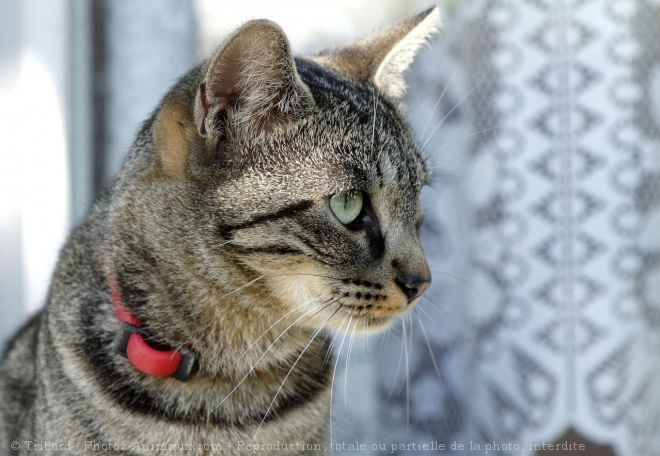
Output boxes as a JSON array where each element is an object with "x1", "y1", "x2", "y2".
[
  {"x1": 109, "y1": 272, "x2": 196, "y2": 382},
  {"x1": 113, "y1": 322, "x2": 195, "y2": 381}
]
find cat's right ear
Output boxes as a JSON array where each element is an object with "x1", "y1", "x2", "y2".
[
  {"x1": 314, "y1": 7, "x2": 440, "y2": 101},
  {"x1": 194, "y1": 20, "x2": 315, "y2": 139}
]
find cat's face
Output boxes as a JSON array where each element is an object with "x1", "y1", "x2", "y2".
[
  {"x1": 148, "y1": 11, "x2": 438, "y2": 336},
  {"x1": 208, "y1": 61, "x2": 431, "y2": 334}
]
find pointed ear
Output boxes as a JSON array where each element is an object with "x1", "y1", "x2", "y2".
[
  {"x1": 194, "y1": 20, "x2": 315, "y2": 137},
  {"x1": 314, "y1": 7, "x2": 441, "y2": 100}
]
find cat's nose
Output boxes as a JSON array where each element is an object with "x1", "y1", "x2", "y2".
[{"x1": 396, "y1": 273, "x2": 431, "y2": 304}]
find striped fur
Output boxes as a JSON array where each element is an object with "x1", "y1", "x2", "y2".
[{"x1": 0, "y1": 8, "x2": 439, "y2": 454}]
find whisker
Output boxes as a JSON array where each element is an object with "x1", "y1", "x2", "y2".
[
  {"x1": 403, "y1": 315, "x2": 411, "y2": 428},
  {"x1": 300, "y1": 295, "x2": 346, "y2": 328},
  {"x1": 426, "y1": 126, "x2": 500, "y2": 161},
  {"x1": 428, "y1": 171, "x2": 483, "y2": 187},
  {"x1": 212, "y1": 301, "x2": 332, "y2": 412},
  {"x1": 377, "y1": 324, "x2": 392, "y2": 363},
  {"x1": 425, "y1": 155, "x2": 468, "y2": 172},
  {"x1": 419, "y1": 294, "x2": 477, "y2": 347},
  {"x1": 415, "y1": 312, "x2": 444, "y2": 388},
  {"x1": 322, "y1": 303, "x2": 346, "y2": 368},
  {"x1": 388, "y1": 320, "x2": 406, "y2": 400},
  {"x1": 343, "y1": 313, "x2": 360, "y2": 409},
  {"x1": 429, "y1": 268, "x2": 469, "y2": 285},
  {"x1": 219, "y1": 273, "x2": 268, "y2": 300},
  {"x1": 329, "y1": 311, "x2": 352, "y2": 443},
  {"x1": 416, "y1": 300, "x2": 441, "y2": 323},
  {"x1": 251, "y1": 321, "x2": 330, "y2": 441},
  {"x1": 371, "y1": 91, "x2": 378, "y2": 154},
  {"x1": 421, "y1": 71, "x2": 492, "y2": 152},
  {"x1": 420, "y1": 294, "x2": 452, "y2": 316},
  {"x1": 267, "y1": 271, "x2": 347, "y2": 282},
  {"x1": 419, "y1": 68, "x2": 459, "y2": 142},
  {"x1": 237, "y1": 292, "x2": 334, "y2": 361}
]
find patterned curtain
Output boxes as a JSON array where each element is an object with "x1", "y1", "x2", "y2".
[{"x1": 366, "y1": 1, "x2": 660, "y2": 454}]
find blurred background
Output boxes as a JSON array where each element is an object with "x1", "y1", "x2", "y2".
[{"x1": 2, "y1": 1, "x2": 660, "y2": 455}]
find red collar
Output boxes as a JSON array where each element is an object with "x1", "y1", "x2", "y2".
[{"x1": 109, "y1": 274, "x2": 196, "y2": 382}]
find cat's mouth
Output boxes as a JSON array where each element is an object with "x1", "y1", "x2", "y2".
[
  {"x1": 266, "y1": 264, "x2": 429, "y2": 334},
  {"x1": 314, "y1": 280, "x2": 423, "y2": 334}
]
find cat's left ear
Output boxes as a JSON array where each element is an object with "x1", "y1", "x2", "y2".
[
  {"x1": 194, "y1": 20, "x2": 315, "y2": 138},
  {"x1": 314, "y1": 7, "x2": 441, "y2": 101}
]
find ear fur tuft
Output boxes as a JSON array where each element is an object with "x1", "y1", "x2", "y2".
[
  {"x1": 374, "y1": 7, "x2": 441, "y2": 99},
  {"x1": 312, "y1": 7, "x2": 441, "y2": 100}
]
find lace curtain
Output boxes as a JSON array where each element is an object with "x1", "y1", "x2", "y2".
[{"x1": 343, "y1": 1, "x2": 660, "y2": 455}]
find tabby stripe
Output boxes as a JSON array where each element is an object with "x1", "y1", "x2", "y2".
[
  {"x1": 230, "y1": 245, "x2": 305, "y2": 256},
  {"x1": 293, "y1": 233, "x2": 339, "y2": 262},
  {"x1": 219, "y1": 200, "x2": 314, "y2": 237},
  {"x1": 43, "y1": 326, "x2": 107, "y2": 444},
  {"x1": 231, "y1": 244, "x2": 336, "y2": 268}
]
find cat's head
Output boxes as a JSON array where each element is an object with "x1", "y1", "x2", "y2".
[{"x1": 114, "y1": 8, "x2": 440, "y2": 337}]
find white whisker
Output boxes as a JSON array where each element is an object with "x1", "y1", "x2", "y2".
[
  {"x1": 388, "y1": 320, "x2": 406, "y2": 400},
  {"x1": 427, "y1": 126, "x2": 500, "y2": 161},
  {"x1": 329, "y1": 310, "x2": 352, "y2": 444},
  {"x1": 237, "y1": 292, "x2": 333, "y2": 361},
  {"x1": 415, "y1": 312, "x2": 443, "y2": 388},
  {"x1": 219, "y1": 273, "x2": 268, "y2": 300},
  {"x1": 416, "y1": 300, "x2": 440, "y2": 322},
  {"x1": 421, "y1": 71, "x2": 492, "y2": 152},
  {"x1": 419, "y1": 68, "x2": 459, "y2": 142},
  {"x1": 343, "y1": 314, "x2": 360, "y2": 408},
  {"x1": 429, "y1": 268, "x2": 469, "y2": 285},
  {"x1": 371, "y1": 91, "x2": 378, "y2": 154},
  {"x1": 251, "y1": 321, "x2": 330, "y2": 442},
  {"x1": 403, "y1": 315, "x2": 411, "y2": 427},
  {"x1": 211, "y1": 302, "x2": 329, "y2": 412}
]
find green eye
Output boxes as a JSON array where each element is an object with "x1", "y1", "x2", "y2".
[{"x1": 330, "y1": 190, "x2": 363, "y2": 225}]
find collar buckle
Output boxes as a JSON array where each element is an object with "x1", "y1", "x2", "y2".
[{"x1": 113, "y1": 322, "x2": 196, "y2": 382}]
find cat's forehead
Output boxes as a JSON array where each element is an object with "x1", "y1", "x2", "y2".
[
  {"x1": 295, "y1": 59, "x2": 428, "y2": 192},
  {"x1": 232, "y1": 59, "x2": 427, "y2": 203}
]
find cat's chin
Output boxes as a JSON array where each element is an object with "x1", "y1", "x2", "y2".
[
  {"x1": 325, "y1": 313, "x2": 399, "y2": 335},
  {"x1": 355, "y1": 314, "x2": 397, "y2": 334}
]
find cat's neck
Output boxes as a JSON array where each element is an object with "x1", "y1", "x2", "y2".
[{"x1": 107, "y1": 263, "x2": 324, "y2": 382}]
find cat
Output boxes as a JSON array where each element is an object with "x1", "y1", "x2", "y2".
[{"x1": 0, "y1": 7, "x2": 439, "y2": 454}]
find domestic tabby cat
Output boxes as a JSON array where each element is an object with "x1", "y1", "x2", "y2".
[{"x1": 0, "y1": 7, "x2": 439, "y2": 454}]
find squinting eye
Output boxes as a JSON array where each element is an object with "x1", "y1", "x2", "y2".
[{"x1": 330, "y1": 190, "x2": 363, "y2": 225}]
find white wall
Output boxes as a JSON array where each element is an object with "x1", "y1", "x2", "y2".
[{"x1": 0, "y1": 0, "x2": 71, "y2": 345}]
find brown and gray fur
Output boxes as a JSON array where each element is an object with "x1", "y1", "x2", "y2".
[{"x1": 0, "y1": 8, "x2": 439, "y2": 455}]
